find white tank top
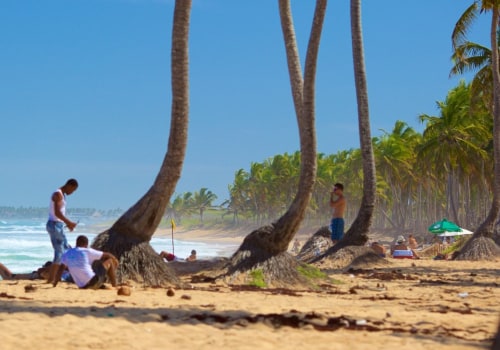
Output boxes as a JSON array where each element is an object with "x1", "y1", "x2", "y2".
[{"x1": 48, "y1": 189, "x2": 66, "y2": 222}]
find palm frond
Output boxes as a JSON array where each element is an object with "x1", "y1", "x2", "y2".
[{"x1": 452, "y1": 2, "x2": 480, "y2": 50}]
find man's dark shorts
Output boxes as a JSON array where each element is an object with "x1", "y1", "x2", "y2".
[
  {"x1": 83, "y1": 260, "x2": 107, "y2": 289},
  {"x1": 330, "y1": 218, "x2": 345, "y2": 241}
]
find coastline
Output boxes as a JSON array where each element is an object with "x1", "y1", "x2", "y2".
[
  {"x1": 86, "y1": 221, "x2": 249, "y2": 246},
  {"x1": 154, "y1": 227, "x2": 246, "y2": 245}
]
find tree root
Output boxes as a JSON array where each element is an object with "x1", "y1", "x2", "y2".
[
  {"x1": 216, "y1": 227, "x2": 317, "y2": 289},
  {"x1": 296, "y1": 226, "x2": 333, "y2": 263},
  {"x1": 454, "y1": 236, "x2": 500, "y2": 261},
  {"x1": 92, "y1": 230, "x2": 181, "y2": 287},
  {"x1": 313, "y1": 246, "x2": 390, "y2": 270}
]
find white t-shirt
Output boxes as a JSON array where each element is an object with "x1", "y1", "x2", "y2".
[{"x1": 61, "y1": 247, "x2": 103, "y2": 288}]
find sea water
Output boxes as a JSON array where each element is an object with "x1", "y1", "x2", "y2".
[{"x1": 0, "y1": 219, "x2": 238, "y2": 274}]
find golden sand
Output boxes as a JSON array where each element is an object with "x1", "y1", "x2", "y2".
[{"x1": 1, "y1": 228, "x2": 498, "y2": 350}]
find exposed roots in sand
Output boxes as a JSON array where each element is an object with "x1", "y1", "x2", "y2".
[
  {"x1": 312, "y1": 246, "x2": 391, "y2": 271},
  {"x1": 202, "y1": 226, "x2": 323, "y2": 289},
  {"x1": 454, "y1": 236, "x2": 500, "y2": 261},
  {"x1": 92, "y1": 230, "x2": 181, "y2": 287},
  {"x1": 296, "y1": 226, "x2": 333, "y2": 263}
]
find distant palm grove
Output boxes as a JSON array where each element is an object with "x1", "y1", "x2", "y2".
[{"x1": 168, "y1": 81, "x2": 493, "y2": 235}]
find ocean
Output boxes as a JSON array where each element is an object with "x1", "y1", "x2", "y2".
[{"x1": 0, "y1": 219, "x2": 237, "y2": 274}]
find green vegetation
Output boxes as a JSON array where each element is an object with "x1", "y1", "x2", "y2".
[
  {"x1": 441, "y1": 236, "x2": 471, "y2": 255},
  {"x1": 297, "y1": 264, "x2": 342, "y2": 286},
  {"x1": 248, "y1": 269, "x2": 267, "y2": 288},
  {"x1": 297, "y1": 264, "x2": 326, "y2": 280},
  {"x1": 163, "y1": 80, "x2": 492, "y2": 237}
]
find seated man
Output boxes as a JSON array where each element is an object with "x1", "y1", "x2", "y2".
[
  {"x1": 408, "y1": 234, "x2": 418, "y2": 250},
  {"x1": 186, "y1": 249, "x2": 197, "y2": 262},
  {"x1": 53, "y1": 235, "x2": 118, "y2": 289},
  {"x1": 391, "y1": 235, "x2": 419, "y2": 259}
]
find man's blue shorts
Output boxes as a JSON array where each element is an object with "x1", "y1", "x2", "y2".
[
  {"x1": 330, "y1": 218, "x2": 344, "y2": 241},
  {"x1": 46, "y1": 220, "x2": 70, "y2": 263}
]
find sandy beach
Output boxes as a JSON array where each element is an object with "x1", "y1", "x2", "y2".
[{"x1": 1, "y1": 227, "x2": 499, "y2": 350}]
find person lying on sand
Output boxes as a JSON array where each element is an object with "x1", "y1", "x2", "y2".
[
  {"x1": 52, "y1": 235, "x2": 118, "y2": 289},
  {"x1": 160, "y1": 251, "x2": 178, "y2": 262},
  {"x1": 0, "y1": 262, "x2": 14, "y2": 279}
]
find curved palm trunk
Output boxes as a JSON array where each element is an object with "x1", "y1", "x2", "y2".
[
  {"x1": 271, "y1": 0, "x2": 326, "y2": 249},
  {"x1": 279, "y1": 0, "x2": 303, "y2": 117},
  {"x1": 93, "y1": 0, "x2": 192, "y2": 285},
  {"x1": 333, "y1": 0, "x2": 375, "y2": 249},
  {"x1": 221, "y1": 0, "x2": 327, "y2": 286},
  {"x1": 457, "y1": 5, "x2": 500, "y2": 260}
]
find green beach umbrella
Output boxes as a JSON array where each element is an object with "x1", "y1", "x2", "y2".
[{"x1": 428, "y1": 218, "x2": 462, "y2": 234}]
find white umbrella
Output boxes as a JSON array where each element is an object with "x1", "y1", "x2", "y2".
[{"x1": 438, "y1": 228, "x2": 473, "y2": 237}]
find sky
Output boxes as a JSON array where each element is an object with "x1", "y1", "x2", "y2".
[{"x1": 0, "y1": 0, "x2": 492, "y2": 210}]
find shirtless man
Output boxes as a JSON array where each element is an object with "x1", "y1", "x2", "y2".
[
  {"x1": 370, "y1": 241, "x2": 386, "y2": 257},
  {"x1": 408, "y1": 234, "x2": 418, "y2": 249},
  {"x1": 329, "y1": 183, "x2": 346, "y2": 243},
  {"x1": 186, "y1": 250, "x2": 197, "y2": 262}
]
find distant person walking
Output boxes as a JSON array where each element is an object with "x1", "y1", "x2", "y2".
[
  {"x1": 329, "y1": 183, "x2": 346, "y2": 244},
  {"x1": 46, "y1": 178, "x2": 79, "y2": 283}
]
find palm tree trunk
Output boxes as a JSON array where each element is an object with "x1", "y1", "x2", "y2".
[
  {"x1": 92, "y1": 0, "x2": 192, "y2": 285},
  {"x1": 221, "y1": 0, "x2": 327, "y2": 287},
  {"x1": 456, "y1": 5, "x2": 500, "y2": 260},
  {"x1": 334, "y1": 0, "x2": 375, "y2": 248}
]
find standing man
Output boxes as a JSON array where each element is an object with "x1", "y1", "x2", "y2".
[
  {"x1": 46, "y1": 178, "x2": 79, "y2": 283},
  {"x1": 53, "y1": 235, "x2": 118, "y2": 289},
  {"x1": 329, "y1": 183, "x2": 346, "y2": 244}
]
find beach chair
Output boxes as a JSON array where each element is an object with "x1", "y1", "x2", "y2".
[{"x1": 392, "y1": 250, "x2": 414, "y2": 259}]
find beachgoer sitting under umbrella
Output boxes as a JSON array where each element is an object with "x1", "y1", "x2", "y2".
[{"x1": 391, "y1": 235, "x2": 419, "y2": 259}]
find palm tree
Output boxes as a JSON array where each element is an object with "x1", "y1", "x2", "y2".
[
  {"x1": 92, "y1": 0, "x2": 192, "y2": 285},
  {"x1": 219, "y1": 0, "x2": 327, "y2": 287},
  {"x1": 328, "y1": 0, "x2": 376, "y2": 250},
  {"x1": 191, "y1": 188, "x2": 217, "y2": 223},
  {"x1": 450, "y1": 37, "x2": 495, "y2": 110},
  {"x1": 227, "y1": 169, "x2": 251, "y2": 224},
  {"x1": 168, "y1": 192, "x2": 194, "y2": 224},
  {"x1": 374, "y1": 121, "x2": 421, "y2": 230},
  {"x1": 452, "y1": 0, "x2": 500, "y2": 260},
  {"x1": 417, "y1": 81, "x2": 487, "y2": 223}
]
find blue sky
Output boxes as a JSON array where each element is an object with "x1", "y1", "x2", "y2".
[{"x1": 0, "y1": 0, "x2": 491, "y2": 209}]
